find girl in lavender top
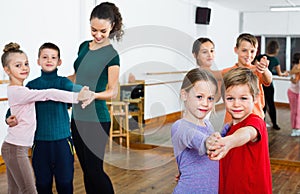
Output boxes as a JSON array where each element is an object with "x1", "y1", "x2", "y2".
[
  {"x1": 171, "y1": 68, "x2": 219, "y2": 194},
  {"x1": 0, "y1": 42, "x2": 93, "y2": 194}
]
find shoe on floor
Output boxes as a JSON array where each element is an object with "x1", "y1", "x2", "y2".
[
  {"x1": 272, "y1": 125, "x2": 281, "y2": 130},
  {"x1": 291, "y1": 129, "x2": 300, "y2": 137},
  {"x1": 266, "y1": 123, "x2": 271, "y2": 127}
]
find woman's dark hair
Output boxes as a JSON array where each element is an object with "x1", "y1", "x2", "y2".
[
  {"x1": 266, "y1": 40, "x2": 279, "y2": 55},
  {"x1": 192, "y1": 37, "x2": 214, "y2": 55},
  {"x1": 292, "y1": 52, "x2": 300, "y2": 65},
  {"x1": 90, "y1": 2, "x2": 124, "y2": 41}
]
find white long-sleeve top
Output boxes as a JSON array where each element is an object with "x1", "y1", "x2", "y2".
[
  {"x1": 289, "y1": 79, "x2": 300, "y2": 94},
  {"x1": 5, "y1": 86, "x2": 79, "y2": 147}
]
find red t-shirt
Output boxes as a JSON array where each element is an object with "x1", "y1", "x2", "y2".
[{"x1": 219, "y1": 114, "x2": 272, "y2": 194}]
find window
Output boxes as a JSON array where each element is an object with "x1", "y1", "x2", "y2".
[{"x1": 291, "y1": 37, "x2": 300, "y2": 69}]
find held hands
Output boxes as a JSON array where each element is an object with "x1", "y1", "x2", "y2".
[
  {"x1": 255, "y1": 56, "x2": 269, "y2": 74},
  {"x1": 206, "y1": 132, "x2": 230, "y2": 160},
  {"x1": 77, "y1": 86, "x2": 95, "y2": 109},
  {"x1": 282, "y1": 71, "x2": 289, "y2": 77}
]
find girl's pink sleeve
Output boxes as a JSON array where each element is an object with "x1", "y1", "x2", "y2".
[{"x1": 10, "y1": 87, "x2": 79, "y2": 105}]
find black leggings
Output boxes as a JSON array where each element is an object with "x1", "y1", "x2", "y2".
[
  {"x1": 71, "y1": 119, "x2": 114, "y2": 194},
  {"x1": 263, "y1": 83, "x2": 278, "y2": 126}
]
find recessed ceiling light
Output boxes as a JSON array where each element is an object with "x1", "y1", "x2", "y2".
[{"x1": 270, "y1": 6, "x2": 300, "y2": 11}]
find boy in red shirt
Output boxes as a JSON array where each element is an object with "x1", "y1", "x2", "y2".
[{"x1": 207, "y1": 67, "x2": 272, "y2": 193}]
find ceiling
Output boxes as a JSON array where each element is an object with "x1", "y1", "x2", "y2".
[{"x1": 209, "y1": 0, "x2": 300, "y2": 12}]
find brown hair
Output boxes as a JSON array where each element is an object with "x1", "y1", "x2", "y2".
[
  {"x1": 90, "y1": 2, "x2": 124, "y2": 41},
  {"x1": 236, "y1": 33, "x2": 258, "y2": 48},
  {"x1": 1, "y1": 42, "x2": 25, "y2": 68},
  {"x1": 292, "y1": 52, "x2": 300, "y2": 65},
  {"x1": 223, "y1": 67, "x2": 259, "y2": 99},
  {"x1": 266, "y1": 40, "x2": 279, "y2": 55},
  {"x1": 192, "y1": 37, "x2": 215, "y2": 55},
  {"x1": 181, "y1": 68, "x2": 218, "y2": 95},
  {"x1": 38, "y1": 42, "x2": 60, "y2": 58}
]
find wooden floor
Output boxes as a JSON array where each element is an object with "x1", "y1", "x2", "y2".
[{"x1": 0, "y1": 105, "x2": 299, "y2": 194}]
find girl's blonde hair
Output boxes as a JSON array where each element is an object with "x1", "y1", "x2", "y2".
[
  {"x1": 181, "y1": 68, "x2": 218, "y2": 116},
  {"x1": 1, "y1": 42, "x2": 25, "y2": 68},
  {"x1": 181, "y1": 68, "x2": 218, "y2": 94}
]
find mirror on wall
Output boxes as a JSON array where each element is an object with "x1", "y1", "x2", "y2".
[
  {"x1": 257, "y1": 35, "x2": 299, "y2": 162},
  {"x1": 265, "y1": 37, "x2": 286, "y2": 71}
]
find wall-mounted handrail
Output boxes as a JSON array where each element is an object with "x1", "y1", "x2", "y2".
[
  {"x1": 0, "y1": 80, "x2": 9, "y2": 84},
  {"x1": 145, "y1": 80, "x2": 182, "y2": 86},
  {"x1": 0, "y1": 98, "x2": 8, "y2": 102},
  {"x1": 272, "y1": 75, "x2": 290, "y2": 81},
  {"x1": 146, "y1": 71, "x2": 188, "y2": 75}
]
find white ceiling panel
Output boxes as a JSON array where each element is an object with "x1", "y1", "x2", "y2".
[{"x1": 208, "y1": 0, "x2": 300, "y2": 12}]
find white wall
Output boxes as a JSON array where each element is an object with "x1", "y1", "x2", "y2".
[
  {"x1": 273, "y1": 77, "x2": 289, "y2": 103},
  {"x1": 207, "y1": 2, "x2": 240, "y2": 69},
  {"x1": 0, "y1": 0, "x2": 93, "y2": 151},
  {"x1": 0, "y1": 85, "x2": 8, "y2": 145},
  {"x1": 0, "y1": 1, "x2": 241, "y2": 143},
  {"x1": 243, "y1": 11, "x2": 300, "y2": 35},
  {"x1": 0, "y1": 0, "x2": 88, "y2": 81}
]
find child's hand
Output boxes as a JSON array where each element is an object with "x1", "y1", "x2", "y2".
[
  {"x1": 206, "y1": 132, "x2": 222, "y2": 155},
  {"x1": 77, "y1": 86, "x2": 95, "y2": 109},
  {"x1": 6, "y1": 115, "x2": 18, "y2": 127},
  {"x1": 81, "y1": 93, "x2": 95, "y2": 109},
  {"x1": 208, "y1": 149, "x2": 227, "y2": 160},
  {"x1": 255, "y1": 56, "x2": 269, "y2": 74},
  {"x1": 78, "y1": 86, "x2": 93, "y2": 101},
  {"x1": 175, "y1": 173, "x2": 181, "y2": 182},
  {"x1": 208, "y1": 137, "x2": 230, "y2": 160}
]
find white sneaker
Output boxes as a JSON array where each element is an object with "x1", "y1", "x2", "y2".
[
  {"x1": 266, "y1": 123, "x2": 271, "y2": 127},
  {"x1": 291, "y1": 129, "x2": 300, "y2": 137}
]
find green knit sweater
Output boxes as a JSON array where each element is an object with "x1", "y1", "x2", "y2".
[{"x1": 26, "y1": 69, "x2": 82, "y2": 141}]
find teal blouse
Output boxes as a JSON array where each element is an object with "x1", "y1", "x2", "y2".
[{"x1": 72, "y1": 41, "x2": 120, "y2": 122}]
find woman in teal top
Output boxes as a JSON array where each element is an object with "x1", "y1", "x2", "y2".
[{"x1": 69, "y1": 2, "x2": 124, "y2": 194}]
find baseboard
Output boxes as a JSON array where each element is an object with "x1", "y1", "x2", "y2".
[
  {"x1": 145, "y1": 112, "x2": 181, "y2": 129},
  {"x1": 274, "y1": 102, "x2": 289, "y2": 108},
  {"x1": 0, "y1": 156, "x2": 6, "y2": 173},
  {"x1": 270, "y1": 158, "x2": 300, "y2": 167}
]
